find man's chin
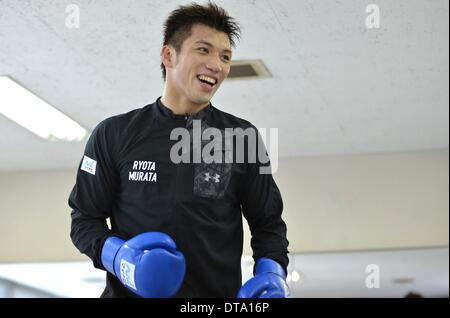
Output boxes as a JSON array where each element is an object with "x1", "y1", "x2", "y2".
[{"x1": 191, "y1": 94, "x2": 213, "y2": 106}]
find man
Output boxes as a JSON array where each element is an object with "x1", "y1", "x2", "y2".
[{"x1": 69, "y1": 1, "x2": 289, "y2": 298}]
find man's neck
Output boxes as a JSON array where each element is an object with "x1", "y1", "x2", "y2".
[{"x1": 161, "y1": 88, "x2": 209, "y2": 115}]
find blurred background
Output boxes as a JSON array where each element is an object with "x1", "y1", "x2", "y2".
[{"x1": 0, "y1": 0, "x2": 448, "y2": 297}]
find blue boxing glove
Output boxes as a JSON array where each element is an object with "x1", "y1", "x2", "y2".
[
  {"x1": 237, "y1": 258, "x2": 290, "y2": 298},
  {"x1": 101, "y1": 232, "x2": 185, "y2": 298}
]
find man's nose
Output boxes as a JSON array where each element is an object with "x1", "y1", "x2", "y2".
[{"x1": 205, "y1": 56, "x2": 222, "y2": 73}]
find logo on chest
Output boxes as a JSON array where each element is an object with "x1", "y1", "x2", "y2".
[{"x1": 128, "y1": 160, "x2": 157, "y2": 182}]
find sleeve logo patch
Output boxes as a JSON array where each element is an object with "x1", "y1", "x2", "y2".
[
  {"x1": 81, "y1": 155, "x2": 97, "y2": 175},
  {"x1": 120, "y1": 259, "x2": 137, "y2": 290}
]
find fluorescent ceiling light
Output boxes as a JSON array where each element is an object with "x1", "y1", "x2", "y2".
[{"x1": 0, "y1": 76, "x2": 88, "y2": 141}]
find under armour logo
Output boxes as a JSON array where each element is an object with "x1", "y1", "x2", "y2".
[{"x1": 204, "y1": 172, "x2": 220, "y2": 183}]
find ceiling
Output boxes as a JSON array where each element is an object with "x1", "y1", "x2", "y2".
[{"x1": 0, "y1": 0, "x2": 448, "y2": 171}]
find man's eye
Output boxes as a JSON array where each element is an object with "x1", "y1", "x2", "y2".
[
  {"x1": 223, "y1": 55, "x2": 231, "y2": 62},
  {"x1": 198, "y1": 47, "x2": 209, "y2": 53}
]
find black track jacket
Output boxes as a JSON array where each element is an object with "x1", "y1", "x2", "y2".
[{"x1": 69, "y1": 97, "x2": 289, "y2": 298}]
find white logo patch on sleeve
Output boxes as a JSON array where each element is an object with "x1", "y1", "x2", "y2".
[{"x1": 81, "y1": 155, "x2": 97, "y2": 175}]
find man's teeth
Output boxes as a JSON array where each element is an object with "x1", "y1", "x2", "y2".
[{"x1": 197, "y1": 75, "x2": 216, "y2": 85}]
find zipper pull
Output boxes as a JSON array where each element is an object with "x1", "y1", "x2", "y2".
[{"x1": 185, "y1": 114, "x2": 191, "y2": 129}]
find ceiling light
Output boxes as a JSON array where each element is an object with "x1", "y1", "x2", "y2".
[
  {"x1": 0, "y1": 76, "x2": 88, "y2": 142},
  {"x1": 291, "y1": 270, "x2": 301, "y2": 282}
]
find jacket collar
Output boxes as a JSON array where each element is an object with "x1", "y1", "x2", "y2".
[{"x1": 154, "y1": 96, "x2": 213, "y2": 121}]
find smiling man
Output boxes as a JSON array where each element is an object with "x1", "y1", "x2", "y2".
[
  {"x1": 161, "y1": 7, "x2": 239, "y2": 114},
  {"x1": 69, "y1": 1, "x2": 289, "y2": 298}
]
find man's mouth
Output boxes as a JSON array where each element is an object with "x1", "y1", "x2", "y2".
[{"x1": 197, "y1": 75, "x2": 217, "y2": 88}]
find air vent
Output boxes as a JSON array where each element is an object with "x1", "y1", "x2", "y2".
[
  {"x1": 227, "y1": 59, "x2": 272, "y2": 80},
  {"x1": 392, "y1": 278, "x2": 415, "y2": 284},
  {"x1": 83, "y1": 277, "x2": 105, "y2": 285}
]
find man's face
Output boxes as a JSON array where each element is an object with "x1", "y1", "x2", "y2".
[{"x1": 166, "y1": 24, "x2": 232, "y2": 105}]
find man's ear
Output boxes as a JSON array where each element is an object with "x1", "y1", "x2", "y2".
[{"x1": 161, "y1": 45, "x2": 175, "y2": 69}]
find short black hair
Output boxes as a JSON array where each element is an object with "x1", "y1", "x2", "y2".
[{"x1": 161, "y1": 1, "x2": 241, "y2": 80}]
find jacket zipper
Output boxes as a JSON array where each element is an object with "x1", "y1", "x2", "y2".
[{"x1": 173, "y1": 115, "x2": 190, "y2": 207}]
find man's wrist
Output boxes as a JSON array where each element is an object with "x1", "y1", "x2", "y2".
[{"x1": 255, "y1": 258, "x2": 286, "y2": 279}]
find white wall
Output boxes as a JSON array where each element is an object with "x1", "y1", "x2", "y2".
[
  {"x1": 0, "y1": 169, "x2": 78, "y2": 262},
  {"x1": 253, "y1": 149, "x2": 449, "y2": 254},
  {"x1": 0, "y1": 149, "x2": 448, "y2": 262}
]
